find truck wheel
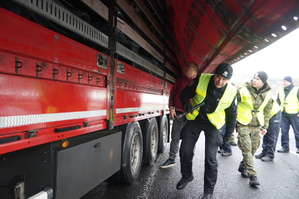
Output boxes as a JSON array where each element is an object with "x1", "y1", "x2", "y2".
[
  {"x1": 143, "y1": 118, "x2": 158, "y2": 165},
  {"x1": 113, "y1": 122, "x2": 143, "y2": 185},
  {"x1": 158, "y1": 115, "x2": 168, "y2": 153}
]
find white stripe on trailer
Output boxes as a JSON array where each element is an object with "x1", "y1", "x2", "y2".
[
  {"x1": 0, "y1": 110, "x2": 106, "y2": 128},
  {"x1": 28, "y1": 188, "x2": 53, "y2": 199},
  {"x1": 116, "y1": 105, "x2": 164, "y2": 114}
]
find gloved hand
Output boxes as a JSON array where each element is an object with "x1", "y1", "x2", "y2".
[
  {"x1": 223, "y1": 133, "x2": 231, "y2": 143},
  {"x1": 183, "y1": 103, "x2": 193, "y2": 113}
]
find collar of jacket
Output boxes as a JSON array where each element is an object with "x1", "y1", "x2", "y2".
[{"x1": 246, "y1": 81, "x2": 271, "y2": 94}]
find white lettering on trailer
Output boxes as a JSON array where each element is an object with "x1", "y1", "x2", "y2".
[{"x1": 0, "y1": 110, "x2": 106, "y2": 128}]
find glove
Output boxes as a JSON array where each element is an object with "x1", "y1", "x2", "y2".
[
  {"x1": 223, "y1": 132, "x2": 232, "y2": 143},
  {"x1": 183, "y1": 103, "x2": 193, "y2": 113}
]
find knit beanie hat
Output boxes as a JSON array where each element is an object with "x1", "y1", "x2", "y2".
[
  {"x1": 214, "y1": 63, "x2": 233, "y2": 80},
  {"x1": 284, "y1": 76, "x2": 293, "y2": 84},
  {"x1": 254, "y1": 71, "x2": 268, "y2": 83}
]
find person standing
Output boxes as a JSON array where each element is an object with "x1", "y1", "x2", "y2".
[
  {"x1": 177, "y1": 63, "x2": 237, "y2": 199},
  {"x1": 255, "y1": 100, "x2": 282, "y2": 161},
  {"x1": 277, "y1": 76, "x2": 299, "y2": 154},
  {"x1": 236, "y1": 71, "x2": 273, "y2": 187},
  {"x1": 160, "y1": 62, "x2": 198, "y2": 168}
]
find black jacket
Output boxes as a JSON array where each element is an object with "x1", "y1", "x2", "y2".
[{"x1": 180, "y1": 75, "x2": 237, "y2": 135}]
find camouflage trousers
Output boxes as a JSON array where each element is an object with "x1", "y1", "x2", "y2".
[{"x1": 236, "y1": 125, "x2": 261, "y2": 176}]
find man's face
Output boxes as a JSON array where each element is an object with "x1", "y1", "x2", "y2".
[
  {"x1": 282, "y1": 80, "x2": 291, "y2": 87},
  {"x1": 214, "y1": 74, "x2": 229, "y2": 88},
  {"x1": 185, "y1": 64, "x2": 196, "y2": 78},
  {"x1": 252, "y1": 76, "x2": 264, "y2": 89}
]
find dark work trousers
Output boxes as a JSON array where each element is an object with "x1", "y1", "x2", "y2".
[
  {"x1": 261, "y1": 111, "x2": 281, "y2": 159},
  {"x1": 180, "y1": 120, "x2": 222, "y2": 194},
  {"x1": 280, "y1": 113, "x2": 299, "y2": 150}
]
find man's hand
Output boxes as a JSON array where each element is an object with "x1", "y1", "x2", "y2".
[
  {"x1": 260, "y1": 128, "x2": 267, "y2": 135},
  {"x1": 183, "y1": 103, "x2": 193, "y2": 113},
  {"x1": 170, "y1": 108, "x2": 176, "y2": 119}
]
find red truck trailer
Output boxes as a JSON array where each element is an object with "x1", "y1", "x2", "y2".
[
  {"x1": 1, "y1": 0, "x2": 299, "y2": 198},
  {"x1": 0, "y1": 1, "x2": 173, "y2": 198}
]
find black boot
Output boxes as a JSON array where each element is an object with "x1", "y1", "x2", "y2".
[
  {"x1": 238, "y1": 165, "x2": 249, "y2": 178},
  {"x1": 176, "y1": 176, "x2": 194, "y2": 190},
  {"x1": 249, "y1": 175, "x2": 260, "y2": 186}
]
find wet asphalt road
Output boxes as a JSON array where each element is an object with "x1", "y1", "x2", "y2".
[{"x1": 81, "y1": 130, "x2": 299, "y2": 199}]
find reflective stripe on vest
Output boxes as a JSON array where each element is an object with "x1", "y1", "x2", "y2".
[
  {"x1": 186, "y1": 74, "x2": 236, "y2": 129},
  {"x1": 237, "y1": 87, "x2": 272, "y2": 126},
  {"x1": 279, "y1": 87, "x2": 299, "y2": 114},
  {"x1": 186, "y1": 74, "x2": 211, "y2": 120}
]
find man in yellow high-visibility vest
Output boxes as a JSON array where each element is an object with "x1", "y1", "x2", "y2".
[
  {"x1": 177, "y1": 63, "x2": 237, "y2": 199},
  {"x1": 277, "y1": 76, "x2": 299, "y2": 154},
  {"x1": 236, "y1": 71, "x2": 273, "y2": 187}
]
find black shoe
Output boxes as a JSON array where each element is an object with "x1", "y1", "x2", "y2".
[
  {"x1": 249, "y1": 175, "x2": 260, "y2": 186},
  {"x1": 261, "y1": 156, "x2": 273, "y2": 162},
  {"x1": 176, "y1": 177, "x2": 194, "y2": 190},
  {"x1": 238, "y1": 165, "x2": 249, "y2": 178},
  {"x1": 221, "y1": 152, "x2": 232, "y2": 156},
  {"x1": 255, "y1": 153, "x2": 265, "y2": 159},
  {"x1": 230, "y1": 141, "x2": 237, "y2": 146},
  {"x1": 277, "y1": 148, "x2": 289, "y2": 153},
  {"x1": 202, "y1": 193, "x2": 214, "y2": 199},
  {"x1": 160, "y1": 159, "x2": 176, "y2": 168},
  {"x1": 296, "y1": 148, "x2": 299, "y2": 154}
]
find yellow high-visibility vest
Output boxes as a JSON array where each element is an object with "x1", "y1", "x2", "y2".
[
  {"x1": 279, "y1": 87, "x2": 299, "y2": 114},
  {"x1": 186, "y1": 74, "x2": 236, "y2": 129},
  {"x1": 270, "y1": 100, "x2": 281, "y2": 118},
  {"x1": 237, "y1": 87, "x2": 272, "y2": 126}
]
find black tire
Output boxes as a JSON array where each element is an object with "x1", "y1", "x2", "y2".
[
  {"x1": 112, "y1": 122, "x2": 143, "y2": 185},
  {"x1": 158, "y1": 115, "x2": 168, "y2": 153},
  {"x1": 143, "y1": 118, "x2": 158, "y2": 165}
]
